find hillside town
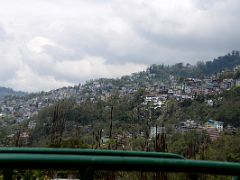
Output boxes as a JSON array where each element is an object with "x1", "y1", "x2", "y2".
[{"x1": 0, "y1": 64, "x2": 240, "y2": 146}]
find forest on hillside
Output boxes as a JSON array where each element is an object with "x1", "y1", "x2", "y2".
[
  {"x1": 17, "y1": 86, "x2": 239, "y2": 162},
  {"x1": 148, "y1": 50, "x2": 240, "y2": 79}
]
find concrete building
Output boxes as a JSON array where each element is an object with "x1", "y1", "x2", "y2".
[{"x1": 204, "y1": 119, "x2": 223, "y2": 132}]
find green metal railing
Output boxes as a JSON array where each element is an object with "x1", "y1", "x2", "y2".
[{"x1": 0, "y1": 148, "x2": 240, "y2": 179}]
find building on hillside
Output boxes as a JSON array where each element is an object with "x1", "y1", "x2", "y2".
[
  {"x1": 235, "y1": 79, "x2": 240, "y2": 87},
  {"x1": 167, "y1": 89, "x2": 174, "y2": 98},
  {"x1": 224, "y1": 125, "x2": 237, "y2": 135},
  {"x1": 175, "y1": 120, "x2": 201, "y2": 133},
  {"x1": 206, "y1": 99, "x2": 214, "y2": 107},
  {"x1": 100, "y1": 137, "x2": 110, "y2": 145},
  {"x1": 204, "y1": 119, "x2": 223, "y2": 132},
  {"x1": 150, "y1": 126, "x2": 165, "y2": 138},
  {"x1": 220, "y1": 79, "x2": 234, "y2": 89},
  {"x1": 206, "y1": 128, "x2": 220, "y2": 141},
  {"x1": 0, "y1": 113, "x2": 5, "y2": 118}
]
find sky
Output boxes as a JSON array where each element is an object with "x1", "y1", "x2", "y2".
[{"x1": 0, "y1": 0, "x2": 240, "y2": 92}]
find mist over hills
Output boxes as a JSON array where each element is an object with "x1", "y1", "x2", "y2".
[{"x1": 0, "y1": 86, "x2": 26, "y2": 100}]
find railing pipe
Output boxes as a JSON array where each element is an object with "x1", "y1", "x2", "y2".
[{"x1": 0, "y1": 148, "x2": 239, "y2": 177}]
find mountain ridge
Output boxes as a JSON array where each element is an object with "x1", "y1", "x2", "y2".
[{"x1": 0, "y1": 86, "x2": 26, "y2": 100}]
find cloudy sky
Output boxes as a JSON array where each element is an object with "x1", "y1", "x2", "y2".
[{"x1": 0, "y1": 0, "x2": 240, "y2": 92}]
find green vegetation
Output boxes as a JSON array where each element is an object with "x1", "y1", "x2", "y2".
[
  {"x1": 23, "y1": 87, "x2": 240, "y2": 162},
  {"x1": 1, "y1": 51, "x2": 240, "y2": 178},
  {"x1": 148, "y1": 51, "x2": 240, "y2": 80}
]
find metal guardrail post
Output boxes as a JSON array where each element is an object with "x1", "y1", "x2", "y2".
[
  {"x1": 79, "y1": 168, "x2": 94, "y2": 180},
  {"x1": 3, "y1": 169, "x2": 13, "y2": 180}
]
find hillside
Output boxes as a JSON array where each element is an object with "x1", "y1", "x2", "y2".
[
  {"x1": 147, "y1": 50, "x2": 240, "y2": 80},
  {"x1": 1, "y1": 51, "x2": 240, "y2": 167},
  {"x1": 27, "y1": 85, "x2": 240, "y2": 163},
  {"x1": 1, "y1": 51, "x2": 240, "y2": 128},
  {"x1": 81, "y1": 50, "x2": 240, "y2": 92}
]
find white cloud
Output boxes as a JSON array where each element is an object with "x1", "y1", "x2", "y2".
[
  {"x1": 1, "y1": 54, "x2": 147, "y2": 92},
  {"x1": 54, "y1": 56, "x2": 147, "y2": 81},
  {"x1": 0, "y1": 0, "x2": 239, "y2": 91},
  {"x1": 3, "y1": 64, "x2": 73, "y2": 92},
  {"x1": 27, "y1": 36, "x2": 56, "y2": 53}
]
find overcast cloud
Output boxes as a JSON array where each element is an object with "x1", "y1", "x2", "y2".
[{"x1": 0, "y1": 0, "x2": 240, "y2": 92}]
